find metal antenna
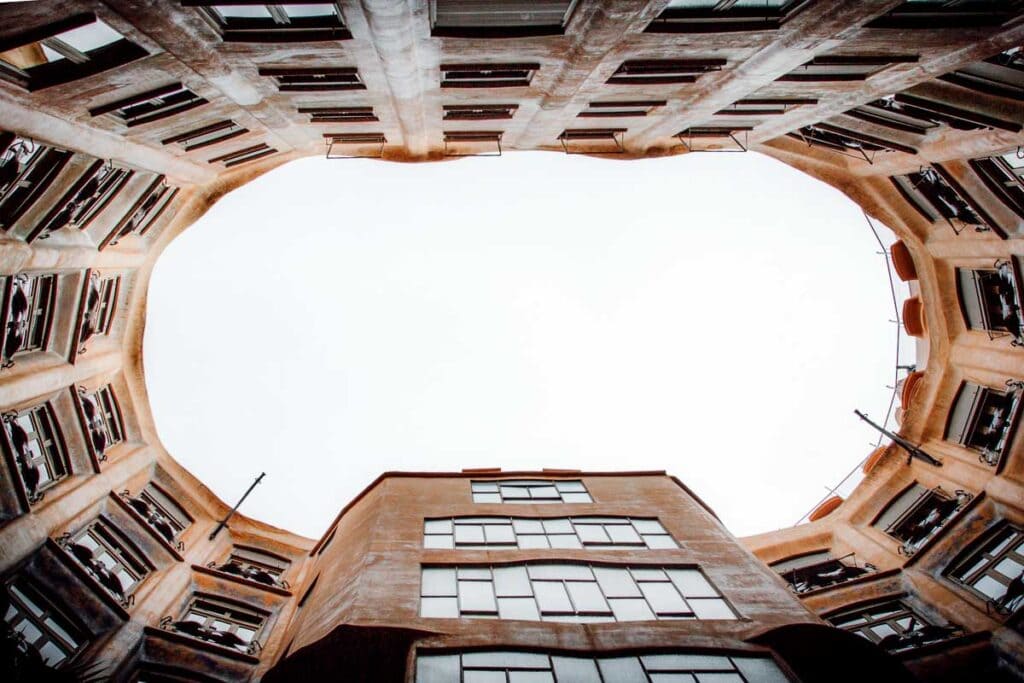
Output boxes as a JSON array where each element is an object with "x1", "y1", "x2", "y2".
[
  {"x1": 854, "y1": 410, "x2": 942, "y2": 467},
  {"x1": 209, "y1": 472, "x2": 266, "y2": 541}
]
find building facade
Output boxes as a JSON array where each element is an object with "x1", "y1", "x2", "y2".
[{"x1": 0, "y1": 0, "x2": 1022, "y2": 680}]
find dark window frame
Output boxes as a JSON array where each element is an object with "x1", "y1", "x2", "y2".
[
  {"x1": 298, "y1": 106, "x2": 377, "y2": 123},
  {"x1": 578, "y1": 100, "x2": 666, "y2": 118},
  {"x1": 182, "y1": 1, "x2": 351, "y2": 42},
  {"x1": 646, "y1": 0, "x2": 810, "y2": 33},
  {"x1": 30, "y1": 160, "x2": 134, "y2": 242},
  {"x1": 943, "y1": 379, "x2": 1021, "y2": 467},
  {"x1": 89, "y1": 83, "x2": 208, "y2": 127},
  {"x1": 2, "y1": 578, "x2": 86, "y2": 667},
  {"x1": 0, "y1": 135, "x2": 72, "y2": 231},
  {"x1": 441, "y1": 63, "x2": 539, "y2": 88},
  {"x1": 429, "y1": 0, "x2": 580, "y2": 38},
  {"x1": 1, "y1": 272, "x2": 58, "y2": 365},
  {"x1": 258, "y1": 66, "x2": 364, "y2": 92},
  {"x1": 607, "y1": 59, "x2": 726, "y2": 85},
  {"x1": 1, "y1": 400, "x2": 69, "y2": 504},
  {"x1": 947, "y1": 523, "x2": 1024, "y2": 615},
  {"x1": 778, "y1": 54, "x2": 919, "y2": 82}
]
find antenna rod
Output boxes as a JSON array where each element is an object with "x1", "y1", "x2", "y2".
[
  {"x1": 209, "y1": 472, "x2": 266, "y2": 541},
  {"x1": 854, "y1": 410, "x2": 942, "y2": 467}
]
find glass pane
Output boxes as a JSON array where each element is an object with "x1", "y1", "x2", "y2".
[
  {"x1": 576, "y1": 525, "x2": 611, "y2": 544},
  {"x1": 1001, "y1": 151, "x2": 1024, "y2": 169},
  {"x1": 650, "y1": 675, "x2": 697, "y2": 683},
  {"x1": 464, "y1": 672, "x2": 505, "y2": 683},
  {"x1": 594, "y1": 567, "x2": 641, "y2": 598},
  {"x1": 645, "y1": 535, "x2": 678, "y2": 549},
  {"x1": 458, "y1": 568, "x2": 491, "y2": 579},
  {"x1": 529, "y1": 564, "x2": 592, "y2": 580},
  {"x1": 455, "y1": 525, "x2": 485, "y2": 544},
  {"x1": 417, "y1": 654, "x2": 460, "y2": 683},
  {"x1": 509, "y1": 673, "x2": 554, "y2": 683},
  {"x1": 631, "y1": 568, "x2": 668, "y2": 581},
  {"x1": 668, "y1": 570, "x2": 718, "y2": 598},
  {"x1": 542, "y1": 519, "x2": 572, "y2": 534},
  {"x1": 607, "y1": 525, "x2": 642, "y2": 544},
  {"x1": 533, "y1": 582, "x2": 573, "y2": 613},
  {"x1": 472, "y1": 482, "x2": 499, "y2": 492},
  {"x1": 424, "y1": 535, "x2": 454, "y2": 549},
  {"x1": 974, "y1": 575, "x2": 1008, "y2": 599},
  {"x1": 994, "y1": 557, "x2": 1024, "y2": 579},
  {"x1": 552, "y1": 657, "x2": 602, "y2": 683},
  {"x1": 421, "y1": 596, "x2": 459, "y2": 618},
  {"x1": 555, "y1": 481, "x2": 586, "y2": 492},
  {"x1": 497, "y1": 596, "x2": 540, "y2": 620},
  {"x1": 608, "y1": 597, "x2": 655, "y2": 621},
  {"x1": 459, "y1": 580, "x2": 497, "y2": 613},
  {"x1": 640, "y1": 582, "x2": 689, "y2": 614},
  {"x1": 502, "y1": 486, "x2": 531, "y2": 499},
  {"x1": 561, "y1": 492, "x2": 592, "y2": 503},
  {"x1": 422, "y1": 568, "x2": 456, "y2": 596},
  {"x1": 732, "y1": 657, "x2": 791, "y2": 683},
  {"x1": 485, "y1": 524, "x2": 516, "y2": 543},
  {"x1": 464, "y1": 652, "x2": 550, "y2": 668},
  {"x1": 529, "y1": 486, "x2": 559, "y2": 499},
  {"x1": 632, "y1": 519, "x2": 666, "y2": 534},
  {"x1": 518, "y1": 534, "x2": 550, "y2": 549},
  {"x1": 493, "y1": 566, "x2": 532, "y2": 597},
  {"x1": 870, "y1": 624, "x2": 897, "y2": 639},
  {"x1": 425, "y1": 520, "x2": 452, "y2": 534},
  {"x1": 57, "y1": 20, "x2": 123, "y2": 52},
  {"x1": 597, "y1": 657, "x2": 648, "y2": 683},
  {"x1": 473, "y1": 493, "x2": 501, "y2": 503},
  {"x1": 215, "y1": 5, "x2": 273, "y2": 18},
  {"x1": 37, "y1": 641, "x2": 67, "y2": 666},
  {"x1": 282, "y1": 3, "x2": 336, "y2": 18},
  {"x1": 643, "y1": 655, "x2": 732, "y2": 671},
  {"x1": 689, "y1": 598, "x2": 735, "y2": 620},
  {"x1": 694, "y1": 675, "x2": 743, "y2": 683},
  {"x1": 566, "y1": 581, "x2": 609, "y2": 613},
  {"x1": 512, "y1": 519, "x2": 544, "y2": 533},
  {"x1": 547, "y1": 534, "x2": 582, "y2": 549}
]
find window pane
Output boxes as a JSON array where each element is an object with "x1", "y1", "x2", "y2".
[
  {"x1": 632, "y1": 519, "x2": 667, "y2": 534},
  {"x1": 547, "y1": 534, "x2": 582, "y2": 549},
  {"x1": 732, "y1": 657, "x2": 791, "y2": 683},
  {"x1": 668, "y1": 570, "x2": 719, "y2": 598},
  {"x1": 458, "y1": 568, "x2": 491, "y2": 579},
  {"x1": 566, "y1": 581, "x2": 609, "y2": 613},
  {"x1": 528, "y1": 564, "x2": 592, "y2": 580},
  {"x1": 215, "y1": 5, "x2": 273, "y2": 18},
  {"x1": 58, "y1": 20, "x2": 123, "y2": 52},
  {"x1": 555, "y1": 481, "x2": 586, "y2": 492},
  {"x1": 598, "y1": 657, "x2": 648, "y2": 683},
  {"x1": 561, "y1": 492, "x2": 592, "y2": 503},
  {"x1": 607, "y1": 525, "x2": 642, "y2": 544},
  {"x1": 643, "y1": 655, "x2": 733, "y2": 671},
  {"x1": 282, "y1": 3, "x2": 336, "y2": 18},
  {"x1": 576, "y1": 525, "x2": 611, "y2": 544},
  {"x1": 640, "y1": 583, "x2": 689, "y2": 614},
  {"x1": 417, "y1": 654, "x2": 460, "y2": 683},
  {"x1": 464, "y1": 652, "x2": 550, "y2": 668},
  {"x1": 608, "y1": 597, "x2": 655, "y2": 621},
  {"x1": 459, "y1": 580, "x2": 497, "y2": 613},
  {"x1": 493, "y1": 566, "x2": 532, "y2": 597},
  {"x1": 473, "y1": 492, "x2": 501, "y2": 503},
  {"x1": 552, "y1": 657, "x2": 602, "y2": 683},
  {"x1": 424, "y1": 535, "x2": 454, "y2": 549},
  {"x1": 631, "y1": 568, "x2": 668, "y2": 582},
  {"x1": 534, "y1": 582, "x2": 573, "y2": 613},
  {"x1": 645, "y1": 535, "x2": 678, "y2": 549},
  {"x1": 512, "y1": 519, "x2": 544, "y2": 533},
  {"x1": 542, "y1": 519, "x2": 572, "y2": 534},
  {"x1": 530, "y1": 486, "x2": 559, "y2": 499},
  {"x1": 472, "y1": 482, "x2": 498, "y2": 492},
  {"x1": 497, "y1": 596, "x2": 540, "y2": 620},
  {"x1": 421, "y1": 597, "x2": 458, "y2": 617},
  {"x1": 594, "y1": 567, "x2": 641, "y2": 598},
  {"x1": 694, "y1": 674, "x2": 743, "y2": 683},
  {"x1": 650, "y1": 675, "x2": 696, "y2": 683},
  {"x1": 974, "y1": 575, "x2": 1008, "y2": 599},
  {"x1": 464, "y1": 672, "x2": 504, "y2": 683},
  {"x1": 508, "y1": 673, "x2": 554, "y2": 683},
  {"x1": 518, "y1": 534, "x2": 550, "y2": 549},
  {"x1": 455, "y1": 525, "x2": 485, "y2": 544},
  {"x1": 485, "y1": 524, "x2": 516, "y2": 543},
  {"x1": 425, "y1": 520, "x2": 453, "y2": 534},
  {"x1": 688, "y1": 599, "x2": 735, "y2": 619},
  {"x1": 422, "y1": 568, "x2": 456, "y2": 596},
  {"x1": 994, "y1": 557, "x2": 1024, "y2": 579}
]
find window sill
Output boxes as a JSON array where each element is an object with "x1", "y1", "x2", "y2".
[
  {"x1": 143, "y1": 625, "x2": 260, "y2": 664},
  {"x1": 192, "y1": 564, "x2": 292, "y2": 597}
]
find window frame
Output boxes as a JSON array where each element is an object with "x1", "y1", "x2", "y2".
[
  {"x1": 946, "y1": 523, "x2": 1024, "y2": 615},
  {"x1": 258, "y1": 66, "x2": 364, "y2": 92},
  {"x1": 646, "y1": 0, "x2": 809, "y2": 33},
  {"x1": 1, "y1": 400, "x2": 69, "y2": 504},
  {"x1": 63, "y1": 515, "x2": 152, "y2": 605},
  {"x1": 101, "y1": 175, "x2": 179, "y2": 249},
  {"x1": 424, "y1": 515, "x2": 677, "y2": 550},
  {"x1": 30, "y1": 160, "x2": 134, "y2": 241},
  {"x1": 89, "y1": 83, "x2": 208, "y2": 127},
  {"x1": 943, "y1": 380, "x2": 1021, "y2": 466},
  {"x1": 429, "y1": 0, "x2": 580, "y2": 38},
  {"x1": 183, "y1": 1, "x2": 351, "y2": 42},
  {"x1": 866, "y1": 1, "x2": 1021, "y2": 30},
  {"x1": 1, "y1": 272, "x2": 58, "y2": 365},
  {"x1": 778, "y1": 54, "x2": 919, "y2": 82},
  {"x1": 168, "y1": 593, "x2": 270, "y2": 654},
  {"x1": 826, "y1": 598, "x2": 961, "y2": 652},
  {"x1": 471, "y1": 479, "x2": 593, "y2": 504},
  {"x1": 441, "y1": 63, "x2": 539, "y2": 88},
  {"x1": 3, "y1": 578, "x2": 85, "y2": 667},
  {"x1": 298, "y1": 106, "x2": 378, "y2": 123},
  {"x1": 0, "y1": 136, "x2": 72, "y2": 232},
  {"x1": 607, "y1": 59, "x2": 726, "y2": 85}
]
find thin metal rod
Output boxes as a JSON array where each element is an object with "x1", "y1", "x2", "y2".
[
  {"x1": 854, "y1": 410, "x2": 942, "y2": 467},
  {"x1": 209, "y1": 472, "x2": 265, "y2": 540}
]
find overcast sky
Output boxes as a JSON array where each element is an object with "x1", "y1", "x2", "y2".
[{"x1": 144, "y1": 151, "x2": 909, "y2": 540}]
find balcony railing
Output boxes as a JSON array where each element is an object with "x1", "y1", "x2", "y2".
[
  {"x1": 56, "y1": 532, "x2": 134, "y2": 608},
  {"x1": 207, "y1": 560, "x2": 289, "y2": 590},
  {"x1": 781, "y1": 553, "x2": 877, "y2": 594},
  {"x1": 887, "y1": 487, "x2": 973, "y2": 557}
]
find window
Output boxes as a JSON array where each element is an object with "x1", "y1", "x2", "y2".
[
  {"x1": 771, "y1": 551, "x2": 875, "y2": 594},
  {"x1": 845, "y1": 97, "x2": 942, "y2": 136},
  {"x1": 3, "y1": 579, "x2": 84, "y2": 667},
  {"x1": 607, "y1": 59, "x2": 725, "y2": 85},
  {"x1": 558, "y1": 128, "x2": 626, "y2": 154},
  {"x1": 441, "y1": 63, "x2": 539, "y2": 88},
  {"x1": 79, "y1": 272, "x2": 120, "y2": 345},
  {"x1": 969, "y1": 152, "x2": 1024, "y2": 219},
  {"x1": 443, "y1": 103, "x2": 519, "y2": 120},
  {"x1": 299, "y1": 106, "x2": 378, "y2": 123},
  {"x1": 948, "y1": 524, "x2": 1024, "y2": 614},
  {"x1": 938, "y1": 48, "x2": 1024, "y2": 101},
  {"x1": 828, "y1": 600, "x2": 961, "y2": 652},
  {"x1": 577, "y1": 100, "x2": 665, "y2": 118},
  {"x1": 778, "y1": 54, "x2": 918, "y2": 82},
  {"x1": 647, "y1": 0, "x2": 805, "y2": 33},
  {"x1": 258, "y1": 66, "x2": 363, "y2": 91},
  {"x1": 102, "y1": 177, "x2": 179, "y2": 249},
  {"x1": 0, "y1": 14, "x2": 147, "y2": 91},
  {"x1": 715, "y1": 97, "x2": 816, "y2": 116},
  {"x1": 471, "y1": 479, "x2": 591, "y2": 503},
  {"x1": 855, "y1": 93, "x2": 1019, "y2": 133},
  {"x1": 789, "y1": 123, "x2": 916, "y2": 161},
  {"x1": 873, "y1": 485, "x2": 972, "y2": 556},
  {"x1": 79, "y1": 385, "x2": 124, "y2": 459},
  {"x1": 415, "y1": 651, "x2": 789, "y2": 683},
  {"x1": 162, "y1": 120, "x2": 248, "y2": 151},
  {"x1": 424, "y1": 516, "x2": 677, "y2": 550},
  {"x1": 430, "y1": 0, "x2": 578, "y2": 38},
  {"x1": 944, "y1": 381, "x2": 1021, "y2": 466},
  {"x1": 867, "y1": 0, "x2": 1018, "y2": 29},
  {"x1": 61, "y1": 516, "x2": 150, "y2": 605},
  {"x1": 185, "y1": 2, "x2": 350, "y2": 42},
  {"x1": 126, "y1": 484, "x2": 191, "y2": 543},
  {"x1": 1, "y1": 402, "x2": 67, "y2": 503},
  {"x1": 163, "y1": 594, "x2": 268, "y2": 653},
  {"x1": 89, "y1": 83, "x2": 207, "y2": 127},
  {"x1": 890, "y1": 168, "x2": 994, "y2": 233},
  {"x1": 0, "y1": 135, "x2": 71, "y2": 231},
  {"x1": 956, "y1": 265, "x2": 1023, "y2": 342},
  {"x1": 207, "y1": 143, "x2": 277, "y2": 167},
  {"x1": 1, "y1": 272, "x2": 57, "y2": 366},
  {"x1": 32, "y1": 160, "x2": 134, "y2": 240},
  {"x1": 210, "y1": 546, "x2": 290, "y2": 588},
  {"x1": 420, "y1": 563, "x2": 735, "y2": 621}
]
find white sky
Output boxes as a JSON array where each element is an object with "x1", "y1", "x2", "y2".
[{"x1": 144, "y1": 151, "x2": 909, "y2": 540}]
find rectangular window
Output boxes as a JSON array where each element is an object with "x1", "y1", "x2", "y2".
[
  {"x1": 185, "y1": 2, "x2": 351, "y2": 42},
  {"x1": 948, "y1": 524, "x2": 1024, "y2": 614},
  {"x1": 873, "y1": 485, "x2": 972, "y2": 555},
  {"x1": 0, "y1": 135, "x2": 72, "y2": 231},
  {"x1": 956, "y1": 265, "x2": 1023, "y2": 340},
  {"x1": 161, "y1": 120, "x2": 248, "y2": 151},
  {"x1": 778, "y1": 55, "x2": 918, "y2": 82},
  {"x1": 443, "y1": 103, "x2": 518, "y2": 121},
  {"x1": 647, "y1": 0, "x2": 804, "y2": 33},
  {"x1": 416, "y1": 650, "x2": 790, "y2": 683},
  {"x1": 866, "y1": 1, "x2": 1017, "y2": 29},
  {"x1": 788, "y1": 123, "x2": 916, "y2": 160},
  {"x1": 167, "y1": 594, "x2": 268, "y2": 653},
  {"x1": 89, "y1": 83, "x2": 208, "y2": 127},
  {"x1": 79, "y1": 384, "x2": 124, "y2": 457},
  {"x1": 471, "y1": 479, "x2": 592, "y2": 504},
  {"x1": 1, "y1": 272, "x2": 57, "y2": 364},
  {"x1": 33, "y1": 161, "x2": 134, "y2": 241},
  {"x1": 2, "y1": 402, "x2": 67, "y2": 503},
  {"x1": 420, "y1": 563, "x2": 734, "y2": 622},
  {"x1": 207, "y1": 143, "x2": 277, "y2": 167},
  {"x1": 63, "y1": 516, "x2": 150, "y2": 605},
  {"x1": 870, "y1": 93, "x2": 1019, "y2": 133},
  {"x1": 258, "y1": 66, "x2": 364, "y2": 92},
  {"x1": 430, "y1": 0, "x2": 578, "y2": 38},
  {"x1": 79, "y1": 272, "x2": 120, "y2": 345},
  {"x1": 441, "y1": 63, "x2": 539, "y2": 88},
  {"x1": 424, "y1": 516, "x2": 676, "y2": 550},
  {"x1": 127, "y1": 483, "x2": 191, "y2": 543},
  {"x1": 969, "y1": 153, "x2": 1024, "y2": 219},
  {"x1": 607, "y1": 59, "x2": 725, "y2": 85},
  {"x1": 828, "y1": 600, "x2": 961, "y2": 652},
  {"x1": 844, "y1": 97, "x2": 941, "y2": 136},
  {"x1": 890, "y1": 168, "x2": 994, "y2": 233},
  {"x1": 771, "y1": 551, "x2": 874, "y2": 594},
  {"x1": 102, "y1": 176, "x2": 179, "y2": 249},
  {"x1": 298, "y1": 106, "x2": 378, "y2": 123},
  {"x1": 577, "y1": 100, "x2": 665, "y2": 118},
  {"x1": 939, "y1": 49, "x2": 1024, "y2": 101},
  {"x1": 944, "y1": 381, "x2": 1021, "y2": 466},
  {"x1": 3, "y1": 580, "x2": 84, "y2": 667},
  {"x1": 0, "y1": 14, "x2": 147, "y2": 91},
  {"x1": 212, "y1": 545, "x2": 291, "y2": 588},
  {"x1": 715, "y1": 97, "x2": 817, "y2": 116}
]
